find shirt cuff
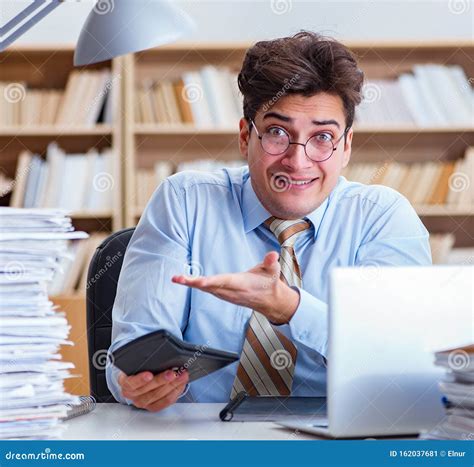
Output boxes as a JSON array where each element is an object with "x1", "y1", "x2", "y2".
[
  {"x1": 288, "y1": 287, "x2": 328, "y2": 359},
  {"x1": 107, "y1": 365, "x2": 134, "y2": 406},
  {"x1": 179, "y1": 383, "x2": 190, "y2": 400}
]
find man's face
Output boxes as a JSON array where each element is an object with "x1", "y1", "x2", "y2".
[{"x1": 239, "y1": 92, "x2": 353, "y2": 220}]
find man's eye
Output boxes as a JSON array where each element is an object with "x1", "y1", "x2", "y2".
[
  {"x1": 267, "y1": 127, "x2": 287, "y2": 137},
  {"x1": 315, "y1": 133, "x2": 333, "y2": 142}
]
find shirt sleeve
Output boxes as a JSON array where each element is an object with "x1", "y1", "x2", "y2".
[
  {"x1": 106, "y1": 179, "x2": 192, "y2": 404},
  {"x1": 287, "y1": 194, "x2": 432, "y2": 360}
]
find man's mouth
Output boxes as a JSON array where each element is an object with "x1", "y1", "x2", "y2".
[{"x1": 270, "y1": 173, "x2": 320, "y2": 192}]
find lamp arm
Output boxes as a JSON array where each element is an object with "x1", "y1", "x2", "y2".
[{"x1": 0, "y1": 0, "x2": 64, "y2": 52}]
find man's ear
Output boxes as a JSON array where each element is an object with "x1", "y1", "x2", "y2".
[
  {"x1": 341, "y1": 127, "x2": 353, "y2": 169},
  {"x1": 239, "y1": 118, "x2": 250, "y2": 160}
]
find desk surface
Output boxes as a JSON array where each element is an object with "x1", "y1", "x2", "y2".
[{"x1": 62, "y1": 403, "x2": 316, "y2": 440}]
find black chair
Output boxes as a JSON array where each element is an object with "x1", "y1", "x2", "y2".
[{"x1": 86, "y1": 227, "x2": 135, "y2": 402}]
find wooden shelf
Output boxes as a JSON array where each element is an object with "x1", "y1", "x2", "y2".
[
  {"x1": 354, "y1": 126, "x2": 474, "y2": 134},
  {"x1": 134, "y1": 124, "x2": 474, "y2": 136},
  {"x1": 0, "y1": 125, "x2": 114, "y2": 137},
  {"x1": 135, "y1": 124, "x2": 237, "y2": 135},
  {"x1": 71, "y1": 210, "x2": 114, "y2": 219},
  {"x1": 415, "y1": 205, "x2": 474, "y2": 216},
  {"x1": 131, "y1": 39, "x2": 474, "y2": 53}
]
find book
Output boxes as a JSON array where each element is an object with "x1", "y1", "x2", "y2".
[
  {"x1": 173, "y1": 79, "x2": 194, "y2": 124},
  {"x1": 10, "y1": 150, "x2": 33, "y2": 208},
  {"x1": 10, "y1": 144, "x2": 115, "y2": 213},
  {"x1": 355, "y1": 64, "x2": 474, "y2": 127}
]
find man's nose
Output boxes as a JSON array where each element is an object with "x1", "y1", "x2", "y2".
[{"x1": 280, "y1": 142, "x2": 313, "y2": 171}]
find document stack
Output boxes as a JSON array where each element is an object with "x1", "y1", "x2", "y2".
[
  {"x1": 0, "y1": 207, "x2": 88, "y2": 439},
  {"x1": 420, "y1": 344, "x2": 474, "y2": 440}
]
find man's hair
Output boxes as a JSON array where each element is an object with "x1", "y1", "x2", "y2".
[{"x1": 238, "y1": 31, "x2": 364, "y2": 129}]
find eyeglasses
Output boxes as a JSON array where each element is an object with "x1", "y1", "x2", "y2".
[{"x1": 250, "y1": 120, "x2": 349, "y2": 162}]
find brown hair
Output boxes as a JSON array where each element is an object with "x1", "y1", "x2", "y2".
[{"x1": 238, "y1": 31, "x2": 364, "y2": 129}]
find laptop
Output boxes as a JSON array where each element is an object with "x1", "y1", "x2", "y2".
[{"x1": 278, "y1": 266, "x2": 473, "y2": 438}]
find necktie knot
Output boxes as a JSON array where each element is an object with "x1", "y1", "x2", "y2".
[{"x1": 265, "y1": 217, "x2": 311, "y2": 248}]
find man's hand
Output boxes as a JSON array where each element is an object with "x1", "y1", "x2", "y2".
[
  {"x1": 172, "y1": 251, "x2": 300, "y2": 324},
  {"x1": 118, "y1": 369, "x2": 189, "y2": 412}
]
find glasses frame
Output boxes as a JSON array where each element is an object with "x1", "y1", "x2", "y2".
[{"x1": 250, "y1": 119, "x2": 349, "y2": 163}]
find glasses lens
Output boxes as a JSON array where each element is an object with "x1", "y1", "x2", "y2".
[
  {"x1": 306, "y1": 135, "x2": 334, "y2": 161},
  {"x1": 261, "y1": 130, "x2": 289, "y2": 155}
]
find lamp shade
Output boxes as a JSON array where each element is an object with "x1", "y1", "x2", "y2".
[{"x1": 74, "y1": 0, "x2": 195, "y2": 66}]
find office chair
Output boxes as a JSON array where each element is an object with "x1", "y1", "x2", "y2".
[{"x1": 86, "y1": 227, "x2": 135, "y2": 402}]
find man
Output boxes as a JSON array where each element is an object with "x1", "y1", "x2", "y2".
[{"x1": 107, "y1": 31, "x2": 431, "y2": 412}]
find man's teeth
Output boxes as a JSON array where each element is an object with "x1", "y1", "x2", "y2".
[{"x1": 289, "y1": 179, "x2": 313, "y2": 185}]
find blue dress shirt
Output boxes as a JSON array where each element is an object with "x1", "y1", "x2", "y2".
[{"x1": 107, "y1": 166, "x2": 432, "y2": 403}]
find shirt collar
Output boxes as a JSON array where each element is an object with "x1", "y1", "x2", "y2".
[{"x1": 242, "y1": 174, "x2": 330, "y2": 239}]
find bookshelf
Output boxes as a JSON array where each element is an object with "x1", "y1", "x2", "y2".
[
  {"x1": 0, "y1": 45, "x2": 126, "y2": 394},
  {"x1": 0, "y1": 45, "x2": 123, "y2": 231},
  {"x1": 122, "y1": 40, "x2": 474, "y2": 250}
]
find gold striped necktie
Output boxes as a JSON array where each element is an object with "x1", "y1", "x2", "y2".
[{"x1": 230, "y1": 217, "x2": 311, "y2": 398}]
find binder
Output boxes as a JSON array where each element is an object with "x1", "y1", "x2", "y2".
[{"x1": 62, "y1": 395, "x2": 96, "y2": 421}]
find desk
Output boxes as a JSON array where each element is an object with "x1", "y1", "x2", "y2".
[{"x1": 62, "y1": 403, "x2": 317, "y2": 440}]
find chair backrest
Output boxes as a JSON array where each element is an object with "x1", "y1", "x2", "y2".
[{"x1": 86, "y1": 227, "x2": 135, "y2": 402}]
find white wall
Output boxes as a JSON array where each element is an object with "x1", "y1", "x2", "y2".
[{"x1": 2, "y1": 0, "x2": 472, "y2": 46}]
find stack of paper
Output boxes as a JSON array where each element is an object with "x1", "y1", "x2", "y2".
[
  {"x1": 0, "y1": 207, "x2": 88, "y2": 439},
  {"x1": 420, "y1": 344, "x2": 474, "y2": 440}
]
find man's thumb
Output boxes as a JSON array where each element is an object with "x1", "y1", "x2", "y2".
[{"x1": 263, "y1": 251, "x2": 280, "y2": 269}]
